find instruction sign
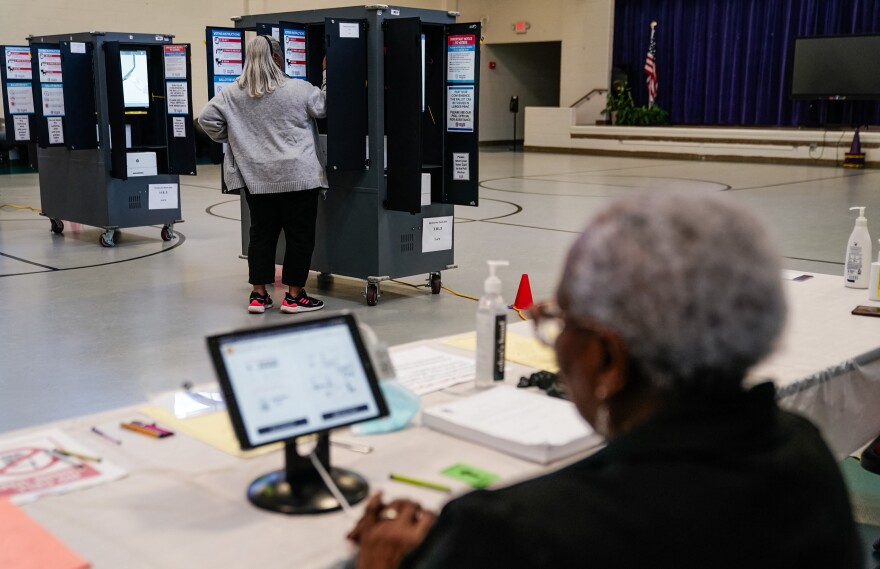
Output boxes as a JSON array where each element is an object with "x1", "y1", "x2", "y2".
[
  {"x1": 284, "y1": 29, "x2": 307, "y2": 79},
  {"x1": 172, "y1": 116, "x2": 186, "y2": 137},
  {"x1": 447, "y1": 35, "x2": 476, "y2": 83},
  {"x1": 41, "y1": 83, "x2": 65, "y2": 116},
  {"x1": 37, "y1": 48, "x2": 62, "y2": 83},
  {"x1": 453, "y1": 152, "x2": 470, "y2": 180},
  {"x1": 447, "y1": 85, "x2": 474, "y2": 132},
  {"x1": 422, "y1": 215, "x2": 453, "y2": 253},
  {"x1": 165, "y1": 81, "x2": 189, "y2": 114},
  {"x1": 6, "y1": 82, "x2": 34, "y2": 113},
  {"x1": 149, "y1": 183, "x2": 179, "y2": 210},
  {"x1": 13, "y1": 115, "x2": 30, "y2": 141},
  {"x1": 213, "y1": 75, "x2": 236, "y2": 95},
  {"x1": 211, "y1": 29, "x2": 243, "y2": 76},
  {"x1": 46, "y1": 116, "x2": 63, "y2": 144},
  {"x1": 4, "y1": 46, "x2": 32, "y2": 80},
  {"x1": 163, "y1": 45, "x2": 187, "y2": 79}
]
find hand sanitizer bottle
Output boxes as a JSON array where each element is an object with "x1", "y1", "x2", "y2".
[
  {"x1": 869, "y1": 239, "x2": 880, "y2": 301},
  {"x1": 476, "y1": 260, "x2": 509, "y2": 388},
  {"x1": 845, "y1": 207, "x2": 872, "y2": 289}
]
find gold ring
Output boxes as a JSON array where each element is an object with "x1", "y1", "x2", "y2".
[{"x1": 378, "y1": 507, "x2": 399, "y2": 521}]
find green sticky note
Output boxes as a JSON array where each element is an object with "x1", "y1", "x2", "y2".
[{"x1": 441, "y1": 463, "x2": 500, "y2": 489}]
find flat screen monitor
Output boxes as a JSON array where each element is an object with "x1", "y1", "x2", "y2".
[
  {"x1": 791, "y1": 35, "x2": 880, "y2": 99},
  {"x1": 120, "y1": 49, "x2": 150, "y2": 109},
  {"x1": 207, "y1": 312, "x2": 388, "y2": 451}
]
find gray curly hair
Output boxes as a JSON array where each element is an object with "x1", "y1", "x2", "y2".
[{"x1": 557, "y1": 192, "x2": 786, "y2": 393}]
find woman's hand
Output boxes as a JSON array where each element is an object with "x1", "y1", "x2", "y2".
[
  {"x1": 322, "y1": 55, "x2": 327, "y2": 71},
  {"x1": 348, "y1": 492, "x2": 437, "y2": 569}
]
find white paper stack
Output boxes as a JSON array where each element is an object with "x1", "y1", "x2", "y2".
[{"x1": 422, "y1": 386, "x2": 602, "y2": 464}]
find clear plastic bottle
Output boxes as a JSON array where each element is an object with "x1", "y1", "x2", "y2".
[
  {"x1": 869, "y1": 239, "x2": 880, "y2": 302},
  {"x1": 845, "y1": 207, "x2": 872, "y2": 289},
  {"x1": 475, "y1": 260, "x2": 509, "y2": 388}
]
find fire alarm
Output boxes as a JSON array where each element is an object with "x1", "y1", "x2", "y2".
[{"x1": 489, "y1": 61, "x2": 496, "y2": 69}]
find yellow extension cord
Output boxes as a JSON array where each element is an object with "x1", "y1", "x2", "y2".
[
  {"x1": 389, "y1": 279, "x2": 528, "y2": 320},
  {"x1": 1, "y1": 203, "x2": 41, "y2": 213}
]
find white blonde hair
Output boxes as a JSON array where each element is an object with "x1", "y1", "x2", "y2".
[
  {"x1": 237, "y1": 35, "x2": 286, "y2": 97},
  {"x1": 558, "y1": 192, "x2": 786, "y2": 393}
]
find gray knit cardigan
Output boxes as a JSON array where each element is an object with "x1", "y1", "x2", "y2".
[{"x1": 199, "y1": 77, "x2": 328, "y2": 194}]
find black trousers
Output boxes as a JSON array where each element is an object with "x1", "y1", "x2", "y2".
[{"x1": 243, "y1": 188, "x2": 320, "y2": 287}]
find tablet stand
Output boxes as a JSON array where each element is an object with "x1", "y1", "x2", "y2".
[{"x1": 248, "y1": 431, "x2": 369, "y2": 515}]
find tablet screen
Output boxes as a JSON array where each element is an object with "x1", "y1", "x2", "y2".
[{"x1": 208, "y1": 313, "x2": 387, "y2": 449}]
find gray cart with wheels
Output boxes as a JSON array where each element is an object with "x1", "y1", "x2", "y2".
[
  {"x1": 26, "y1": 31, "x2": 197, "y2": 246},
  {"x1": 230, "y1": 6, "x2": 481, "y2": 305}
]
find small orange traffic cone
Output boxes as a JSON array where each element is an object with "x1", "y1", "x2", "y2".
[{"x1": 512, "y1": 274, "x2": 534, "y2": 310}]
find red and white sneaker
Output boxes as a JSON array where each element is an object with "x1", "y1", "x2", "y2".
[
  {"x1": 248, "y1": 291, "x2": 273, "y2": 314},
  {"x1": 281, "y1": 290, "x2": 324, "y2": 313}
]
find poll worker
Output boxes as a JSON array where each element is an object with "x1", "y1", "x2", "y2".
[
  {"x1": 345, "y1": 192, "x2": 863, "y2": 568},
  {"x1": 200, "y1": 36, "x2": 327, "y2": 314}
]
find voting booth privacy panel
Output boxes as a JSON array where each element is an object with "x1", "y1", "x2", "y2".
[
  {"x1": 217, "y1": 6, "x2": 480, "y2": 305},
  {"x1": 2, "y1": 32, "x2": 197, "y2": 246}
]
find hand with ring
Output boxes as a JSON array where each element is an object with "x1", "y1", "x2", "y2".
[{"x1": 347, "y1": 492, "x2": 437, "y2": 569}]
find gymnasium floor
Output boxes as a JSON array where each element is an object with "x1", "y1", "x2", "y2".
[
  {"x1": 2, "y1": 150, "x2": 880, "y2": 562},
  {"x1": 2, "y1": 150, "x2": 879, "y2": 430}
]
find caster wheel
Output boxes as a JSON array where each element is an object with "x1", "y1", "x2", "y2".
[
  {"x1": 160, "y1": 225, "x2": 176, "y2": 241},
  {"x1": 365, "y1": 283, "x2": 378, "y2": 306},
  {"x1": 99, "y1": 230, "x2": 116, "y2": 248},
  {"x1": 430, "y1": 272, "x2": 441, "y2": 294},
  {"x1": 317, "y1": 272, "x2": 333, "y2": 290},
  {"x1": 50, "y1": 218, "x2": 64, "y2": 234}
]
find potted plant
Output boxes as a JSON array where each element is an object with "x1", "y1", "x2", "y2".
[
  {"x1": 601, "y1": 82, "x2": 670, "y2": 126},
  {"x1": 601, "y1": 83, "x2": 635, "y2": 125}
]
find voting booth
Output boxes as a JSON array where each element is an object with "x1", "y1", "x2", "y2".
[
  {"x1": 216, "y1": 6, "x2": 480, "y2": 305},
  {"x1": 4, "y1": 32, "x2": 197, "y2": 246}
]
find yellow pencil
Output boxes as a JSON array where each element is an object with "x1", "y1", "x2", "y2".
[
  {"x1": 389, "y1": 473, "x2": 451, "y2": 493},
  {"x1": 54, "y1": 447, "x2": 102, "y2": 463}
]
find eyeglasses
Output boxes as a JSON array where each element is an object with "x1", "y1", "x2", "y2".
[
  {"x1": 529, "y1": 301, "x2": 566, "y2": 347},
  {"x1": 529, "y1": 300, "x2": 600, "y2": 347}
]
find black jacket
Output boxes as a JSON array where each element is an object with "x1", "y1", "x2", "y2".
[{"x1": 402, "y1": 383, "x2": 862, "y2": 568}]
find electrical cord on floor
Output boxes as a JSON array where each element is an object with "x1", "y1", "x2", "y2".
[
  {"x1": 390, "y1": 279, "x2": 528, "y2": 319},
  {"x1": 441, "y1": 285, "x2": 480, "y2": 301},
  {"x1": 390, "y1": 279, "x2": 424, "y2": 290},
  {"x1": 1, "y1": 203, "x2": 41, "y2": 212}
]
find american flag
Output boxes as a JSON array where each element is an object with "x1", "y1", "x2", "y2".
[{"x1": 644, "y1": 23, "x2": 658, "y2": 107}]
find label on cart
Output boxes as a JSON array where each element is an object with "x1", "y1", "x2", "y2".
[
  {"x1": 422, "y1": 216, "x2": 453, "y2": 253},
  {"x1": 149, "y1": 183, "x2": 179, "y2": 210}
]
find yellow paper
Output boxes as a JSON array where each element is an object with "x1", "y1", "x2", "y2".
[
  {"x1": 442, "y1": 332, "x2": 558, "y2": 373},
  {"x1": 138, "y1": 406, "x2": 281, "y2": 458}
]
